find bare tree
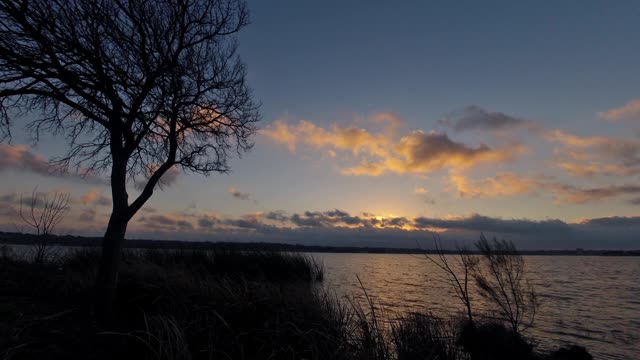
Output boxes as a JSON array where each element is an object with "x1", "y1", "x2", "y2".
[
  {"x1": 19, "y1": 189, "x2": 70, "y2": 264},
  {"x1": 422, "y1": 236, "x2": 479, "y2": 325},
  {"x1": 474, "y1": 234, "x2": 538, "y2": 334},
  {"x1": 0, "y1": 0, "x2": 259, "y2": 322}
]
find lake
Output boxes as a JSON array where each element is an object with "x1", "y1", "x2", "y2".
[{"x1": 315, "y1": 253, "x2": 640, "y2": 360}]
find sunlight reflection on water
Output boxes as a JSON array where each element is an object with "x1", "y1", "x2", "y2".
[{"x1": 315, "y1": 253, "x2": 640, "y2": 360}]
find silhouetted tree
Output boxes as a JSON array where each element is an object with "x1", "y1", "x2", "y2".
[
  {"x1": 474, "y1": 234, "x2": 538, "y2": 334},
  {"x1": 423, "y1": 236, "x2": 479, "y2": 325},
  {"x1": 0, "y1": 0, "x2": 259, "y2": 323},
  {"x1": 19, "y1": 188, "x2": 70, "y2": 263}
]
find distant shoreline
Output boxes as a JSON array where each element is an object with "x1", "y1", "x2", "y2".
[{"x1": 1, "y1": 231, "x2": 639, "y2": 256}]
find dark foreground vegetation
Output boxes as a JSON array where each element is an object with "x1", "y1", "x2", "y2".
[{"x1": 1, "y1": 246, "x2": 592, "y2": 360}]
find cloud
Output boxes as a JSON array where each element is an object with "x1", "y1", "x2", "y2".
[
  {"x1": 136, "y1": 165, "x2": 181, "y2": 190},
  {"x1": 223, "y1": 213, "x2": 267, "y2": 230},
  {"x1": 0, "y1": 189, "x2": 69, "y2": 209},
  {"x1": 197, "y1": 214, "x2": 220, "y2": 229},
  {"x1": 77, "y1": 208, "x2": 98, "y2": 222},
  {"x1": 263, "y1": 114, "x2": 521, "y2": 177},
  {"x1": 228, "y1": 187, "x2": 251, "y2": 200},
  {"x1": 384, "y1": 131, "x2": 520, "y2": 174},
  {"x1": 413, "y1": 214, "x2": 571, "y2": 234},
  {"x1": 578, "y1": 216, "x2": 640, "y2": 227},
  {"x1": 450, "y1": 172, "x2": 548, "y2": 199},
  {"x1": 0, "y1": 144, "x2": 105, "y2": 183},
  {"x1": 5, "y1": 205, "x2": 638, "y2": 250},
  {"x1": 80, "y1": 190, "x2": 110, "y2": 206},
  {"x1": 295, "y1": 120, "x2": 389, "y2": 157},
  {"x1": 137, "y1": 213, "x2": 194, "y2": 231},
  {"x1": 414, "y1": 187, "x2": 436, "y2": 204},
  {"x1": 0, "y1": 144, "x2": 51, "y2": 175},
  {"x1": 341, "y1": 131, "x2": 521, "y2": 176},
  {"x1": 264, "y1": 210, "x2": 289, "y2": 222},
  {"x1": 340, "y1": 160, "x2": 387, "y2": 176},
  {"x1": 545, "y1": 130, "x2": 640, "y2": 177},
  {"x1": 119, "y1": 209, "x2": 640, "y2": 249},
  {"x1": 448, "y1": 171, "x2": 640, "y2": 204},
  {"x1": 368, "y1": 112, "x2": 404, "y2": 131},
  {"x1": 556, "y1": 162, "x2": 640, "y2": 178},
  {"x1": 260, "y1": 120, "x2": 298, "y2": 152},
  {"x1": 599, "y1": 98, "x2": 640, "y2": 121},
  {"x1": 438, "y1": 105, "x2": 537, "y2": 132},
  {"x1": 556, "y1": 184, "x2": 640, "y2": 204},
  {"x1": 0, "y1": 193, "x2": 18, "y2": 204}
]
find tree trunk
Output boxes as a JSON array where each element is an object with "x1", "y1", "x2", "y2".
[
  {"x1": 95, "y1": 211, "x2": 128, "y2": 326},
  {"x1": 95, "y1": 138, "x2": 129, "y2": 326}
]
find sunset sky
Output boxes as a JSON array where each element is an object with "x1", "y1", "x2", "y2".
[{"x1": 2, "y1": 1, "x2": 640, "y2": 249}]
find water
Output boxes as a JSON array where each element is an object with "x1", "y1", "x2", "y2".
[{"x1": 315, "y1": 253, "x2": 640, "y2": 360}]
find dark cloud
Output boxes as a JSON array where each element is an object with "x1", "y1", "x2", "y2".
[
  {"x1": 113, "y1": 209, "x2": 640, "y2": 250},
  {"x1": 290, "y1": 210, "x2": 365, "y2": 227},
  {"x1": 264, "y1": 210, "x2": 289, "y2": 222},
  {"x1": 0, "y1": 193, "x2": 18, "y2": 203},
  {"x1": 557, "y1": 184, "x2": 640, "y2": 204},
  {"x1": 77, "y1": 208, "x2": 97, "y2": 222},
  {"x1": 198, "y1": 215, "x2": 219, "y2": 229},
  {"x1": 389, "y1": 131, "x2": 517, "y2": 174},
  {"x1": 224, "y1": 218, "x2": 261, "y2": 229},
  {"x1": 413, "y1": 214, "x2": 571, "y2": 234},
  {"x1": 176, "y1": 220, "x2": 194, "y2": 230},
  {"x1": 0, "y1": 190, "x2": 63, "y2": 208},
  {"x1": 579, "y1": 216, "x2": 640, "y2": 227},
  {"x1": 386, "y1": 217, "x2": 411, "y2": 227},
  {"x1": 325, "y1": 209, "x2": 350, "y2": 217},
  {"x1": 139, "y1": 214, "x2": 194, "y2": 231},
  {"x1": 291, "y1": 213, "x2": 325, "y2": 227},
  {"x1": 439, "y1": 105, "x2": 535, "y2": 133}
]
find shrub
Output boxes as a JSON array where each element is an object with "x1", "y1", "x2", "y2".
[
  {"x1": 392, "y1": 313, "x2": 466, "y2": 360},
  {"x1": 458, "y1": 321, "x2": 533, "y2": 360}
]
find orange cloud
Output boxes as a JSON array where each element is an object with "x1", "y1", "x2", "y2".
[
  {"x1": 296, "y1": 120, "x2": 390, "y2": 157},
  {"x1": 264, "y1": 116, "x2": 522, "y2": 177},
  {"x1": 340, "y1": 160, "x2": 387, "y2": 176},
  {"x1": 450, "y1": 172, "x2": 546, "y2": 199},
  {"x1": 387, "y1": 130, "x2": 522, "y2": 174},
  {"x1": 260, "y1": 120, "x2": 298, "y2": 152},
  {"x1": 544, "y1": 130, "x2": 610, "y2": 148},
  {"x1": 599, "y1": 98, "x2": 640, "y2": 121}
]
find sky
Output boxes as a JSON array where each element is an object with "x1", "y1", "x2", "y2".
[{"x1": 2, "y1": 1, "x2": 640, "y2": 249}]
